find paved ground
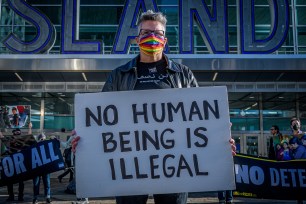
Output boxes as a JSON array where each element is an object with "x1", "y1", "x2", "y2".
[{"x1": 0, "y1": 178, "x2": 300, "y2": 204}]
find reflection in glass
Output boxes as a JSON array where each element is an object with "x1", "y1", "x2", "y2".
[{"x1": 246, "y1": 136, "x2": 258, "y2": 156}]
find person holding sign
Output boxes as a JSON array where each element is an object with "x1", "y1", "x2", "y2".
[{"x1": 72, "y1": 10, "x2": 236, "y2": 204}]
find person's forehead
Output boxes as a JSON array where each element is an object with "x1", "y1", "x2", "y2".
[{"x1": 140, "y1": 20, "x2": 165, "y2": 30}]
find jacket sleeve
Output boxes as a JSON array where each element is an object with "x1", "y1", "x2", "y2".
[
  {"x1": 102, "y1": 70, "x2": 117, "y2": 92},
  {"x1": 181, "y1": 64, "x2": 199, "y2": 88},
  {"x1": 186, "y1": 65, "x2": 199, "y2": 87}
]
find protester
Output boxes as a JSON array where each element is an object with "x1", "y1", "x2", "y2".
[
  {"x1": 290, "y1": 117, "x2": 305, "y2": 139},
  {"x1": 280, "y1": 141, "x2": 292, "y2": 161},
  {"x1": 2, "y1": 123, "x2": 32, "y2": 202},
  {"x1": 71, "y1": 10, "x2": 236, "y2": 204},
  {"x1": 288, "y1": 137, "x2": 306, "y2": 204},
  {"x1": 275, "y1": 143, "x2": 284, "y2": 161},
  {"x1": 58, "y1": 128, "x2": 74, "y2": 184},
  {"x1": 32, "y1": 133, "x2": 52, "y2": 204},
  {"x1": 289, "y1": 137, "x2": 306, "y2": 159},
  {"x1": 218, "y1": 190, "x2": 233, "y2": 204},
  {"x1": 268, "y1": 125, "x2": 283, "y2": 160}
]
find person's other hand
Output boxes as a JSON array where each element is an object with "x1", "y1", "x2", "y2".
[
  {"x1": 71, "y1": 129, "x2": 76, "y2": 136},
  {"x1": 229, "y1": 122, "x2": 236, "y2": 156},
  {"x1": 229, "y1": 138, "x2": 236, "y2": 156},
  {"x1": 71, "y1": 136, "x2": 80, "y2": 153}
]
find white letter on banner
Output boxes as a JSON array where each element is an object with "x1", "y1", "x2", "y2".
[
  {"x1": 32, "y1": 148, "x2": 43, "y2": 169},
  {"x1": 270, "y1": 168, "x2": 280, "y2": 186},
  {"x1": 48, "y1": 142, "x2": 59, "y2": 161},
  {"x1": 235, "y1": 164, "x2": 249, "y2": 184},
  {"x1": 40, "y1": 145, "x2": 51, "y2": 164},
  {"x1": 13, "y1": 153, "x2": 26, "y2": 174},
  {"x1": 2, "y1": 157, "x2": 14, "y2": 177},
  {"x1": 287, "y1": 169, "x2": 297, "y2": 187},
  {"x1": 280, "y1": 169, "x2": 290, "y2": 187},
  {"x1": 298, "y1": 169, "x2": 306, "y2": 187},
  {"x1": 249, "y1": 166, "x2": 264, "y2": 185}
]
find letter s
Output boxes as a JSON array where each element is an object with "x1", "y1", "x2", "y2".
[{"x1": 3, "y1": 0, "x2": 56, "y2": 53}]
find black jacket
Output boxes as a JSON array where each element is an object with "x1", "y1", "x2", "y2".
[{"x1": 102, "y1": 54, "x2": 198, "y2": 92}]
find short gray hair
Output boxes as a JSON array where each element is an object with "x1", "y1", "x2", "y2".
[{"x1": 137, "y1": 10, "x2": 167, "y2": 33}]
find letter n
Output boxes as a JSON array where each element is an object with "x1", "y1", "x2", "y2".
[
  {"x1": 238, "y1": 0, "x2": 289, "y2": 54},
  {"x1": 179, "y1": 0, "x2": 228, "y2": 54},
  {"x1": 3, "y1": 0, "x2": 56, "y2": 53},
  {"x1": 112, "y1": 0, "x2": 159, "y2": 54}
]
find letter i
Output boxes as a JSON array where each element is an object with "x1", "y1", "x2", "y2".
[{"x1": 186, "y1": 128, "x2": 191, "y2": 148}]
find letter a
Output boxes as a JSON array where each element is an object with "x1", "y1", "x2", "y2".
[{"x1": 112, "y1": 0, "x2": 159, "y2": 54}]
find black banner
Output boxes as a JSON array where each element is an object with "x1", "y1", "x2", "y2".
[
  {"x1": 234, "y1": 154, "x2": 306, "y2": 200},
  {"x1": 0, "y1": 139, "x2": 65, "y2": 186}
]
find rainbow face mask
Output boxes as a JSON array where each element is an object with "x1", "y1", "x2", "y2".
[{"x1": 138, "y1": 33, "x2": 165, "y2": 56}]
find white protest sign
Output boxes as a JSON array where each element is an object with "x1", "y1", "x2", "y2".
[{"x1": 75, "y1": 86, "x2": 235, "y2": 198}]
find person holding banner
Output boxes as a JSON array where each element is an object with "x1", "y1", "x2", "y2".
[
  {"x1": 72, "y1": 10, "x2": 236, "y2": 204},
  {"x1": 32, "y1": 133, "x2": 52, "y2": 204},
  {"x1": 3, "y1": 125, "x2": 32, "y2": 202}
]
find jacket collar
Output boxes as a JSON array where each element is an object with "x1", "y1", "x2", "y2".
[{"x1": 120, "y1": 53, "x2": 181, "y2": 73}]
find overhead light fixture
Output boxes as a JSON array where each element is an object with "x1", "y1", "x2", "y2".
[
  {"x1": 252, "y1": 103, "x2": 258, "y2": 107},
  {"x1": 59, "y1": 97, "x2": 65, "y2": 102},
  {"x1": 14, "y1": 72, "x2": 23, "y2": 81},
  {"x1": 278, "y1": 96, "x2": 284, "y2": 99},
  {"x1": 22, "y1": 97, "x2": 31, "y2": 102},
  {"x1": 82, "y1": 72, "x2": 88, "y2": 82},
  {"x1": 249, "y1": 96, "x2": 255, "y2": 99},
  {"x1": 212, "y1": 72, "x2": 218, "y2": 81}
]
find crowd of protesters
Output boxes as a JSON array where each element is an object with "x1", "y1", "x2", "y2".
[
  {"x1": 269, "y1": 117, "x2": 306, "y2": 161},
  {"x1": 0, "y1": 123, "x2": 75, "y2": 203}
]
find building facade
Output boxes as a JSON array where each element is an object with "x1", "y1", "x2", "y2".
[{"x1": 0, "y1": 0, "x2": 306, "y2": 157}]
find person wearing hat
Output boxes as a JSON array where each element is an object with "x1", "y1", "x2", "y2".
[{"x1": 32, "y1": 132, "x2": 52, "y2": 204}]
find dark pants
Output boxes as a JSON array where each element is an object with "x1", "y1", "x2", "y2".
[
  {"x1": 115, "y1": 193, "x2": 188, "y2": 204},
  {"x1": 7, "y1": 181, "x2": 24, "y2": 198},
  {"x1": 58, "y1": 167, "x2": 74, "y2": 181},
  {"x1": 218, "y1": 190, "x2": 233, "y2": 202}
]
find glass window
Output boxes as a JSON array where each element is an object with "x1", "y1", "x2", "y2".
[
  {"x1": 44, "y1": 116, "x2": 74, "y2": 130},
  {"x1": 246, "y1": 136, "x2": 258, "y2": 156},
  {"x1": 80, "y1": 6, "x2": 123, "y2": 25}
]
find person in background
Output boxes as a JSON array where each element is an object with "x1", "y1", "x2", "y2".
[
  {"x1": 58, "y1": 128, "x2": 75, "y2": 184},
  {"x1": 289, "y1": 137, "x2": 306, "y2": 159},
  {"x1": 290, "y1": 117, "x2": 306, "y2": 139},
  {"x1": 280, "y1": 141, "x2": 292, "y2": 161},
  {"x1": 288, "y1": 136, "x2": 306, "y2": 204},
  {"x1": 32, "y1": 133, "x2": 52, "y2": 204},
  {"x1": 3, "y1": 123, "x2": 32, "y2": 202},
  {"x1": 268, "y1": 125, "x2": 283, "y2": 160},
  {"x1": 218, "y1": 190, "x2": 233, "y2": 204},
  {"x1": 275, "y1": 143, "x2": 284, "y2": 161}
]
